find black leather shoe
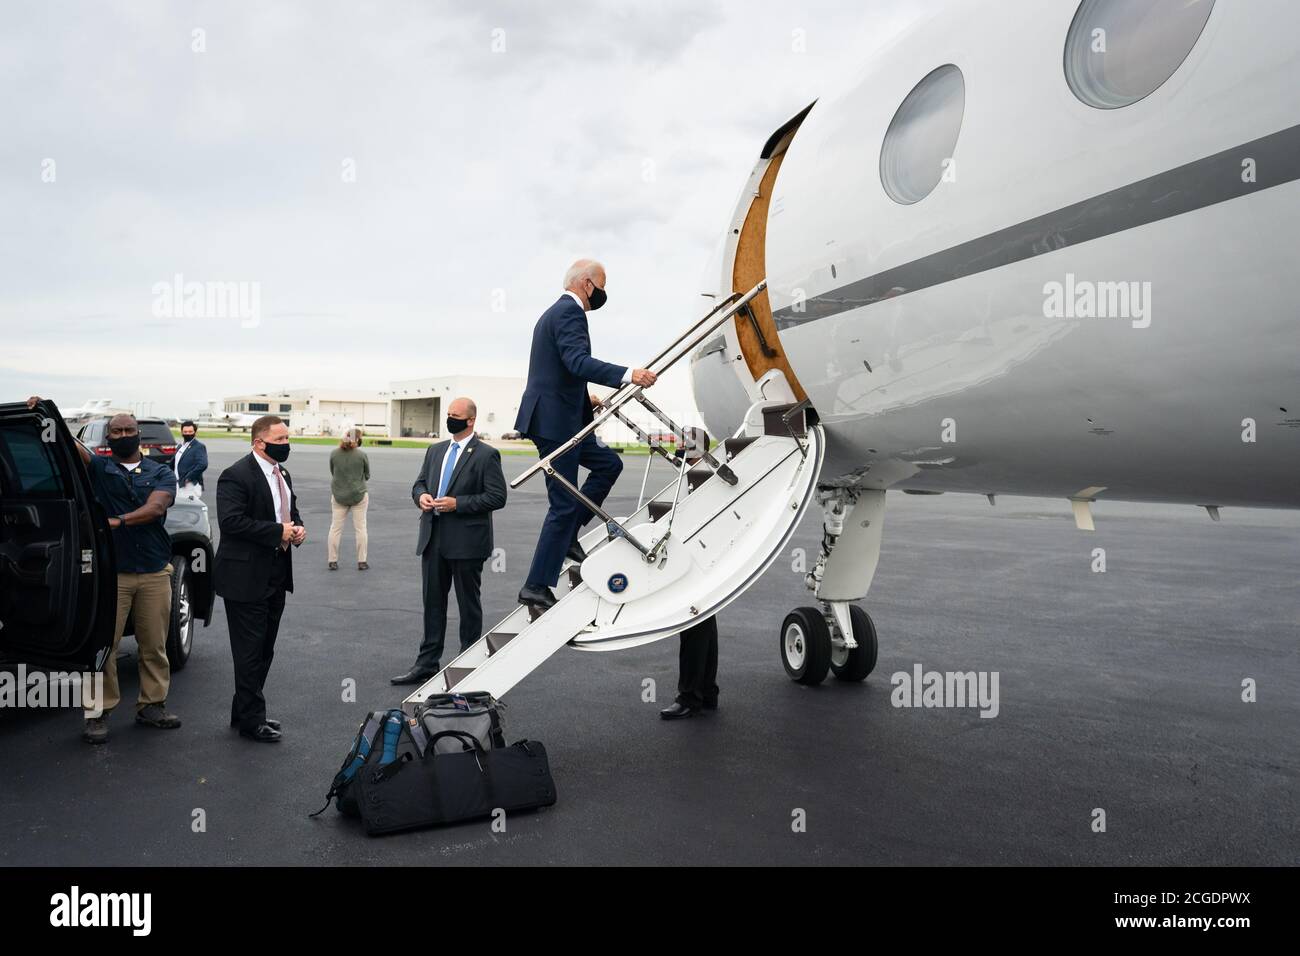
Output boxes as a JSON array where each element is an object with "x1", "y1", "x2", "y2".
[
  {"x1": 566, "y1": 541, "x2": 587, "y2": 564},
  {"x1": 702, "y1": 700, "x2": 718, "y2": 711},
  {"x1": 390, "y1": 668, "x2": 435, "y2": 686},
  {"x1": 239, "y1": 723, "x2": 282, "y2": 743},
  {"x1": 518, "y1": 585, "x2": 557, "y2": 610},
  {"x1": 659, "y1": 701, "x2": 699, "y2": 720},
  {"x1": 233, "y1": 716, "x2": 283, "y2": 730}
]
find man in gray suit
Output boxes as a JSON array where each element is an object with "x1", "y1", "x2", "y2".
[{"x1": 392, "y1": 397, "x2": 508, "y2": 685}]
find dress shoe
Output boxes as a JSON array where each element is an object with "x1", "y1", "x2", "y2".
[
  {"x1": 703, "y1": 700, "x2": 718, "y2": 711},
  {"x1": 231, "y1": 716, "x2": 282, "y2": 730},
  {"x1": 659, "y1": 701, "x2": 699, "y2": 720},
  {"x1": 239, "y1": 723, "x2": 282, "y2": 743},
  {"x1": 518, "y1": 585, "x2": 557, "y2": 610},
  {"x1": 566, "y1": 541, "x2": 587, "y2": 564},
  {"x1": 390, "y1": 668, "x2": 435, "y2": 686}
]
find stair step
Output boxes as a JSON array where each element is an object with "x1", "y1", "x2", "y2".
[
  {"x1": 486, "y1": 632, "x2": 517, "y2": 655},
  {"x1": 722, "y1": 436, "x2": 757, "y2": 459},
  {"x1": 687, "y1": 466, "x2": 712, "y2": 492},
  {"x1": 443, "y1": 666, "x2": 475, "y2": 689},
  {"x1": 648, "y1": 500, "x2": 672, "y2": 521},
  {"x1": 763, "y1": 404, "x2": 806, "y2": 437}
]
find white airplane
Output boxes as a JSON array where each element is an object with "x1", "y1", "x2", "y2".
[
  {"x1": 60, "y1": 399, "x2": 116, "y2": 423},
  {"x1": 405, "y1": 0, "x2": 1300, "y2": 706}
]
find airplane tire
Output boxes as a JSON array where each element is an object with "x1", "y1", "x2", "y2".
[
  {"x1": 831, "y1": 605, "x2": 878, "y2": 682},
  {"x1": 781, "y1": 607, "x2": 831, "y2": 685}
]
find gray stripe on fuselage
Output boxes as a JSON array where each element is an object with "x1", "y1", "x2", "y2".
[{"x1": 772, "y1": 123, "x2": 1300, "y2": 329}]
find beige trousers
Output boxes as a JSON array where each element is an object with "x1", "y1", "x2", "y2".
[
  {"x1": 86, "y1": 565, "x2": 173, "y2": 716},
  {"x1": 328, "y1": 493, "x2": 369, "y2": 563}
]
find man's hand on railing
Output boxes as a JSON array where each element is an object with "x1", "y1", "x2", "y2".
[
  {"x1": 631, "y1": 368, "x2": 658, "y2": 387},
  {"x1": 589, "y1": 393, "x2": 602, "y2": 409}
]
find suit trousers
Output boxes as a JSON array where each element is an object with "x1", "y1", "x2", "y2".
[
  {"x1": 676, "y1": 616, "x2": 719, "y2": 709},
  {"x1": 224, "y1": 548, "x2": 289, "y2": 732},
  {"x1": 524, "y1": 433, "x2": 623, "y2": 589},
  {"x1": 416, "y1": 540, "x2": 484, "y2": 672}
]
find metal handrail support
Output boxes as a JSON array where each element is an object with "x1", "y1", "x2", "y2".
[
  {"x1": 511, "y1": 280, "x2": 766, "y2": 492},
  {"x1": 543, "y1": 463, "x2": 652, "y2": 558},
  {"x1": 634, "y1": 392, "x2": 737, "y2": 486}
]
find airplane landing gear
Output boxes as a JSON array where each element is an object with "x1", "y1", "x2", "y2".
[{"x1": 779, "y1": 487, "x2": 885, "y2": 686}]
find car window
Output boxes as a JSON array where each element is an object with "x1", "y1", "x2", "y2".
[
  {"x1": 0, "y1": 426, "x2": 64, "y2": 496},
  {"x1": 138, "y1": 422, "x2": 176, "y2": 444}
]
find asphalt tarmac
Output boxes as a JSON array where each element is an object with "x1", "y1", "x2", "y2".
[{"x1": 2, "y1": 437, "x2": 1296, "y2": 865}]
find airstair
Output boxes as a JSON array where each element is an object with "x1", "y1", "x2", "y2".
[{"x1": 402, "y1": 281, "x2": 824, "y2": 711}]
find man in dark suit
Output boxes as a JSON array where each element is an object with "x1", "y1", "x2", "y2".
[
  {"x1": 660, "y1": 429, "x2": 719, "y2": 720},
  {"x1": 173, "y1": 419, "x2": 208, "y2": 496},
  {"x1": 392, "y1": 397, "x2": 507, "y2": 685},
  {"x1": 514, "y1": 259, "x2": 657, "y2": 610},
  {"x1": 213, "y1": 415, "x2": 305, "y2": 743}
]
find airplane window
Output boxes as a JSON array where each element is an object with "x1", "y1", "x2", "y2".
[
  {"x1": 879, "y1": 64, "x2": 965, "y2": 205},
  {"x1": 1064, "y1": 0, "x2": 1215, "y2": 109}
]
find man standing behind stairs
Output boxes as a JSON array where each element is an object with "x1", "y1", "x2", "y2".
[
  {"x1": 392, "y1": 398, "x2": 507, "y2": 686},
  {"x1": 514, "y1": 259, "x2": 658, "y2": 611}
]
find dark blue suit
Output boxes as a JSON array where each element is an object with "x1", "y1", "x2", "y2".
[
  {"x1": 516, "y1": 294, "x2": 628, "y2": 589},
  {"x1": 175, "y1": 438, "x2": 208, "y2": 488}
]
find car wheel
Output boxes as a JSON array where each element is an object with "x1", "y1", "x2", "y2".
[{"x1": 166, "y1": 558, "x2": 194, "y2": 670}]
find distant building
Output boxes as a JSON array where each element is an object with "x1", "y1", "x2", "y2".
[
  {"x1": 384, "y1": 375, "x2": 523, "y2": 439},
  {"x1": 220, "y1": 389, "x2": 390, "y2": 436}
]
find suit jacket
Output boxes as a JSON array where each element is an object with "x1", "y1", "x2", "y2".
[
  {"x1": 175, "y1": 438, "x2": 208, "y2": 487},
  {"x1": 214, "y1": 452, "x2": 303, "y2": 601},
  {"x1": 513, "y1": 295, "x2": 627, "y2": 442},
  {"x1": 412, "y1": 434, "x2": 507, "y2": 560}
]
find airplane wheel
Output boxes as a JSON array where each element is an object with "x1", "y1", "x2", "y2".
[
  {"x1": 831, "y1": 605, "x2": 878, "y2": 682},
  {"x1": 780, "y1": 607, "x2": 831, "y2": 685}
]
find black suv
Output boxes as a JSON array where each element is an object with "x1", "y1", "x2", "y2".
[
  {"x1": 0, "y1": 400, "x2": 214, "y2": 674},
  {"x1": 77, "y1": 416, "x2": 180, "y2": 468}
]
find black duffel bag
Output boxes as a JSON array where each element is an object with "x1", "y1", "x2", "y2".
[{"x1": 355, "y1": 730, "x2": 557, "y2": 836}]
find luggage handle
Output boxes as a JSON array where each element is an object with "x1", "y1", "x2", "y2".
[{"x1": 428, "y1": 729, "x2": 487, "y2": 754}]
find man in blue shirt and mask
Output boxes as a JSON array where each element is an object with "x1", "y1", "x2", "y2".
[{"x1": 26, "y1": 399, "x2": 181, "y2": 744}]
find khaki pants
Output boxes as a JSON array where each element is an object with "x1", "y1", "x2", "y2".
[
  {"x1": 328, "y1": 493, "x2": 369, "y2": 563},
  {"x1": 85, "y1": 565, "x2": 173, "y2": 717}
]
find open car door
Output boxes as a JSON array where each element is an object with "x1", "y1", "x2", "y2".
[{"x1": 0, "y1": 399, "x2": 116, "y2": 672}]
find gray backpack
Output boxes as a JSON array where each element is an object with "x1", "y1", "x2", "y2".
[{"x1": 415, "y1": 692, "x2": 506, "y2": 753}]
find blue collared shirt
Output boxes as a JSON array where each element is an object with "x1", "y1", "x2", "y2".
[{"x1": 86, "y1": 454, "x2": 176, "y2": 574}]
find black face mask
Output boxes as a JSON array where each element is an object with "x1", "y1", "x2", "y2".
[
  {"x1": 446, "y1": 417, "x2": 470, "y2": 435},
  {"x1": 587, "y1": 282, "x2": 607, "y2": 311},
  {"x1": 181, "y1": 433, "x2": 196, "y2": 444},
  {"x1": 261, "y1": 441, "x2": 290, "y2": 463},
  {"x1": 107, "y1": 434, "x2": 140, "y2": 458}
]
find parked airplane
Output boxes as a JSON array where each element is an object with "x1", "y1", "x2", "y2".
[
  {"x1": 406, "y1": 0, "x2": 1299, "y2": 706},
  {"x1": 688, "y1": 0, "x2": 1299, "y2": 681}
]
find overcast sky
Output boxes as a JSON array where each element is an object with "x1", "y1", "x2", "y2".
[{"x1": 1, "y1": 0, "x2": 917, "y2": 420}]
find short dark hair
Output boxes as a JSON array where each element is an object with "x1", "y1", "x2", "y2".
[
  {"x1": 181, "y1": 420, "x2": 196, "y2": 431},
  {"x1": 251, "y1": 415, "x2": 283, "y2": 441}
]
